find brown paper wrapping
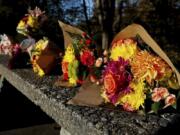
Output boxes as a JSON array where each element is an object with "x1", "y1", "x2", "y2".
[
  {"x1": 68, "y1": 23, "x2": 180, "y2": 107},
  {"x1": 35, "y1": 41, "x2": 61, "y2": 75},
  {"x1": 58, "y1": 21, "x2": 84, "y2": 48}
]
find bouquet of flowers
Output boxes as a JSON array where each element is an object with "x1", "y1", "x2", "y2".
[
  {"x1": 101, "y1": 38, "x2": 179, "y2": 113},
  {"x1": 68, "y1": 24, "x2": 180, "y2": 114},
  {"x1": 16, "y1": 7, "x2": 45, "y2": 36},
  {"x1": 61, "y1": 32, "x2": 96, "y2": 86},
  {"x1": 0, "y1": 34, "x2": 31, "y2": 69},
  {"x1": 0, "y1": 34, "x2": 13, "y2": 55}
]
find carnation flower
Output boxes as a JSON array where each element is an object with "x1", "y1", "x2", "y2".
[
  {"x1": 110, "y1": 38, "x2": 137, "y2": 61},
  {"x1": 102, "y1": 57, "x2": 132, "y2": 104},
  {"x1": 80, "y1": 49, "x2": 95, "y2": 67},
  {"x1": 164, "y1": 94, "x2": 176, "y2": 108},
  {"x1": 151, "y1": 87, "x2": 169, "y2": 102}
]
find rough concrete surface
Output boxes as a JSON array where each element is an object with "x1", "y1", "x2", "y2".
[{"x1": 1, "y1": 55, "x2": 180, "y2": 135}]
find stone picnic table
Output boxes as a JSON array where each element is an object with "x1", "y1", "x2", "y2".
[{"x1": 0, "y1": 55, "x2": 180, "y2": 135}]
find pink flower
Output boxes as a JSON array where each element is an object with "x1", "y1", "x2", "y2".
[
  {"x1": 95, "y1": 58, "x2": 103, "y2": 67},
  {"x1": 103, "y1": 50, "x2": 108, "y2": 56},
  {"x1": 152, "y1": 87, "x2": 169, "y2": 102},
  {"x1": 123, "y1": 103, "x2": 135, "y2": 112},
  {"x1": 90, "y1": 75, "x2": 97, "y2": 83},
  {"x1": 164, "y1": 94, "x2": 176, "y2": 108}
]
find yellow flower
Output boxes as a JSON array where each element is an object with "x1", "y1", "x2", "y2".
[
  {"x1": 117, "y1": 80, "x2": 146, "y2": 110},
  {"x1": 27, "y1": 15, "x2": 38, "y2": 28},
  {"x1": 69, "y1": 78, "x2": 77, "y2": 85},
  {"x1": 31, "y1": 38, "x2": 48, "y2": 57},
  {"x1": 16, "y1": 20, "x2": 28, "y2": 36},
  {"x1": 68, "y1": 59, "x2": 79, "y2": 86},
  {"x1": 63, "y1": 45, "x2": 75, "y2": 63},
  {"x1": 31, "y1": 38, "x2": 48, "y2": 77},
  {"x1": 32, "y1": 61, "x2": 45, "y2": 77},
  {"x1": 101, "y1": 90, "x2": 110, "y2": 103},
  {"x1": 110, "y1": 39, "x2": 137, "y2": 61}
]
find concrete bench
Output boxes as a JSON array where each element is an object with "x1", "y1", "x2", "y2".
[{"x1": 0, "y1": 55, "x2": 180, "y2": 135}]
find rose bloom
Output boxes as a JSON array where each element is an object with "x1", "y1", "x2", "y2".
[
  {"x1": 104, "y1": 73, "x2": 117, "y2": 94},
  {"x1": 164, "y1": 94, "x2": 176, "y2": 108},
  {"x1": 95, "y1": 57, "x2": 103, "y2": 67},
  {"x1": 152, "y1": 87, "x2": 169, "y2": 102},
  {"x1": 80, "y1": 49, "x2": 95, "y2": 67}
]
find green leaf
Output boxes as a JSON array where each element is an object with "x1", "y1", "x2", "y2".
[
  {"x1": 172, "y1": 103, "x2": 177, "y2": 109},
  {"x1": 151, "y1": 102, "x2": 161, "y2": 114}
]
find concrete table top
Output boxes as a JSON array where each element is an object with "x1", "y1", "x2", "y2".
[{"x1": 0, "y1": 55, "x2": 180, "y2": 135}]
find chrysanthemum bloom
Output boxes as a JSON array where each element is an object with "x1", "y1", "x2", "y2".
[
  {"x1": 31, "y1": 38, "x2": 49, "y2": 77},
  {"x1": 63, "y1": 46, "x2": 76, "y2": 63},
  {"x1": 164, "y1": 94, "x2": 176, "y2": 108},
  {"x1": 68, "y1": 60, "x2": 79, "y2": 85},
  {"x1": 110, "y1": 38, "x2": 137, "y2": 61},
  {"x1": 27, "y1": 15, "x2": 38, "y2": 29},
  {"x1": 131, "y1": 50, "x2": 172, "y2": 84},
  {"x1": 117, "y1": 80, "x2": 146, "y2": 111},
  {"x1": 80, "y1": 49, "x2": 95, "y2": 67},
  {"x1": 102, "y1": 57, "x2": 132, "y2": 104},
  {"x1": 62, "y1": 45, "x2": 79, "y2": 85},
  {"x1": 151, "y1": 87, "x2": 169, "y2": 102}
]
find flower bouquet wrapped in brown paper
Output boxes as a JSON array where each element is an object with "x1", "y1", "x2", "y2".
[
  {"x1": 68, "y1": 24, "x2": 180, "y2": 114},
  {"x1": 54, "y1": 21, "x2": 97, "y2": 87}
]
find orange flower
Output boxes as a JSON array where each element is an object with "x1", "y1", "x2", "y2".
[
  {"x1": 62, "y1": 62, "x2": 69, "y2": 73},
  {"x1": 62, "y1": 62, "x2": 69, "y2": 80},
  {"x1": 104, "y1": 73, "x2": 117, "y2": 94},
  {"x1": 164, "y1": 94, "x2": 176, "y2": 108},
  {"x1": 152, "y1": 87, "x2": 169, "y2": 102},
  {"x1": 131, "y1": 50, "x2": 172, "y2": 83}
]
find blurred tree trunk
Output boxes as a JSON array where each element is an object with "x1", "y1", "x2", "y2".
[
  {"x1": 95, "y1": 0, "x2": 115, "y2": 49},
  {"x1": 82, "y1": 0, "x2": 91, "y2": 34}
]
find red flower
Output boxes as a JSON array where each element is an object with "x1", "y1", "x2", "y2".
[
  {"x1": 85, "y1": 39, "x2": 91, "y2": 45},
  {"x1": 62, "y1": 62, "x2": 69, "y2": 80},
  {"x1": 82, "y1": 32, "x2": 87, "y2": 38},
  {"x1": 80, "y1": 49, "x2": 95, "y2": 67}
]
